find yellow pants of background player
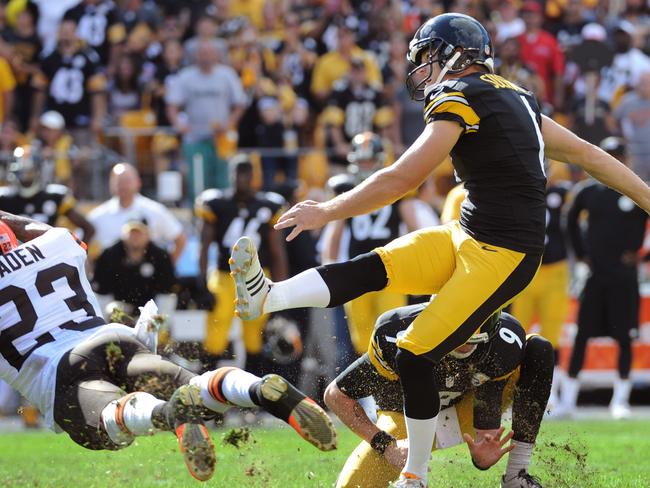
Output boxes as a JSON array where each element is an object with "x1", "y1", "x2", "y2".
[
  {"x1": 345, "y1": 290, "x2": 407, "y2": 355},
  {"x1": 375, "y1": 222, "x2": 540, "y2": 359},
  {"x1": 510, "y1": 260, "x2": 569, "y2": 348},
  {"x1": 336, "y1": 373, "x2": 518, "y2": 488},
  {"x1": 205, "y1": 270, "x2": 267, "y2": 355}
]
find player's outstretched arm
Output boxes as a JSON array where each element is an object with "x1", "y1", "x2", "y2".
[
  {"x1": 0, "y1": 211, "x2": 51, "y2": 242},
  {"x1": 541, "y1": 115, "x2": 650, "y2": 213},
  {"x1": 275, "y1": 121, "x2": 462, "y2": 240}
]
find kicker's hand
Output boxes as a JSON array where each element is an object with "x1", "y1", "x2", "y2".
[
  {"x1": 274, "y1": 200, "x2": 330, "y2": 241},
  {"x1": 463, "y1": 427, "x2": 514, "y2": 470},
  {"x1": 383, "y1": 438, "x2": 408, "y2": 470}
]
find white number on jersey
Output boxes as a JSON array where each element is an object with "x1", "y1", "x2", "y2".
[
  {"x1": 344, "y1": 101, "x2": 376, "y2": 138},
  {"x1": 77, "y1": 14, "x2": 107, "y2": 46},
  {"x1": 50, "y1": 68, "x2": 85, "y2": 104},
  {"x1": 439, "y1": 390, "x2": 463, "y2": 408},
  {"x1": 223, "y1": 216, "x2": 262, "y2": 250},
  {"x1": 499, "y1": 327, "x2": 523, "y2": 349},
  {"x1": 519, "y1": 95, "x2": 546, "y2": 177},
  {"x1": 0, "y1": 262, "x2": 99, "y2": 371},
  {"x1": 351, "y1": 206, "x2": 392, "y2": 241}
]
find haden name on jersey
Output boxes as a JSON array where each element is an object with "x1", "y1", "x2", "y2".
[{"x1": 0, "y1": 244, "x2": 45, "y2": 278}]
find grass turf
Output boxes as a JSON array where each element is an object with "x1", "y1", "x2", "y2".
[{"x1": 0, "y1": 419, "x2": 649, "y2": 487}]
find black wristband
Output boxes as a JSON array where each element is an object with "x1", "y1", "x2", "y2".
[
  {"x1": 370, "y1": 430, "x2": 395, "y2": 455},
  {"x1": 471, "y1": 456, "x2": 490, "y2": 471}
]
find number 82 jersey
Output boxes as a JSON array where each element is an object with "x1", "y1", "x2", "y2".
[{"x1": 0, "y1": 228, "x2": 104, "y2": 429}]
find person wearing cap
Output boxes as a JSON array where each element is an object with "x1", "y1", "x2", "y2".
[
  {"x1": 517, "y1": 1, "x2": 565, "y2": 110},
  {"x1": 92, "y1": 218, "x2": 176, "y2": 313},
  {"x1": 88, "y1": 162, "x2": 186, "y2": 263},
  {"x1": 32, "y1": 110, "x2": 75, "y2": 186},
  {"x1": 194, "y1": 154, "x2": 288, "y2": 375},
  {"x1": 557, "y1": 137, "x2": 648, "y2": 420},
  {"x1": 612, "y1": 71, "x2": 650, "y2": 182},
  {"x1": 597, "y1": 20, "x2": 650, "y2": 106},
  {"x1": 311, "y1": 16, "x2": 382, "y2": 102}
]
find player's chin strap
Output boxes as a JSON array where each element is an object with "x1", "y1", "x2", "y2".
[{"x1": 434, "y1": 51, "x2": 462, "y2": 85}]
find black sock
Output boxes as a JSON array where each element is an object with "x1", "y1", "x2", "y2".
[{"x1": 395, "y1": 348, "x2": 440, "y2": 419}]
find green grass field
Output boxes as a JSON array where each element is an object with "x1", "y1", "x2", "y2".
[{"x1": 1, "y1": 420, "x2": 649, "y2": 488}]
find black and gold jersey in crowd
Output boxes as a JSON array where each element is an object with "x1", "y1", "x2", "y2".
[
  {"x1": 63, "y1": 2, "x2": 127, "y2": 67},
  {"x1": 0, "y1": 184, "x2": 75, "y2": 226},
  {"x1": 543, "y1": 182, "x2": 571, "y2": 264},
  {"x1": 424, "y1": 72, "x2": 547, "y2": 254},
  {"x1": 322, "y1": 80, "x2": 393, "y2": 141},
  {"x1": 33, "y1": 47, "x2": 107, "y2": 129},
  {"x1": 346, "y1": 202, "x2": 402, "y2": 257},
  {"x1": 336, "y1": 303, "x2": 526, "y2": 417},
  {"x1": 195, "y1": 189, "x2": 285, "y2": 272}
]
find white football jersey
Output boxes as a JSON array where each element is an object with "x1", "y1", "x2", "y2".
[{"x1": 0, "y1": 228, "x2": 105, "y2": 429}]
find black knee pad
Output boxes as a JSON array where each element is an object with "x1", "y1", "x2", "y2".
[
  {"x1": 395, "y1": 348, "x2": 440, "y2": 419},
  {"x1": 316, "y1": 251, "x2": 388, "y2": 307}
]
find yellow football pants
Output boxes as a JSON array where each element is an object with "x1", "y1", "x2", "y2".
[
  {"x1": 336, "y1": 373, "x2": 518, "y2": 488},
  {"x1": 511, "y1": 260, "x2": 569, "y2": 348},
  {"x1": 204, "y1": 270, "x2": 267, "y2": 355},
  {"x1": 345, "y1": 290, "x2": 407, "y2": 355},
  {"x1": 375, "y1": 222, "x2": 541, "y2": 358}
]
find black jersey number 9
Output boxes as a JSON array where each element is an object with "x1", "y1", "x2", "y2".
[{"x1": 0, "y1": 263, "x2": 98, "y2": 371}]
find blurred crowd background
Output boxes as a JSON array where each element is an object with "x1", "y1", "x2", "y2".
[{"x1": 2, "y1": 0, "x2": 650, "y2": 424}]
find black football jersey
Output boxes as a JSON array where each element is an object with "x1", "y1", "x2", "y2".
[
  {"x1": 543, "y1": 182, "x2": 571, "y2": 264},
  {"x1": 63, "y1": 1, "x2": 126, "y2": 67},
  {"x1": 337, "y1": 303, "x2": 526, "y2": 412},
  {"x1": 346, "y1": 202, "x2": 402, "y2": 257},
  {"x1": 195, "y1": 189, "x2": 285, "y2": 272},
  {"x1": 0, "y1": 184, "x2": 75, "y2": 226},
  {"x1": 327, "y1": 80, "x2": 389, "y2": 141},
  {"x1": 567, "y1": 180, "x2": 648, "y2": 273},
  {"x1": 424, "y1": 73, "x2": 547, "y2": 254},
  {"x1": 36, "y1": 47, "x2": 106, "y2": 128}
]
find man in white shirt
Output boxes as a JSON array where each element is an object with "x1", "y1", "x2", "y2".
[{"x1": 88, "y1": 163, "x2": 186, "y2": 263}]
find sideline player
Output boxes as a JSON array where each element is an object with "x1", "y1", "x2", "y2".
[
  {"x1": 0, "y1": 212, "x2": 336, "y2": 481},
  {"x1": 231, "y1": 13, "x2": 650, "y2": 487},
  {"x1": 0, "y1": 148, "x2": 95, "y2": 241},
  {"x1": 323, "y1": 132, "x2": 410, "y2": 355},
  {"x1": 324, "y1": 305, "x2": 551, "y2": 488},
  {"x1": 195, "y1": 155, "x2": 288, "y2": 373}
]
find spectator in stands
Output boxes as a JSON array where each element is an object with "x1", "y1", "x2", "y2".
[
  {"x1": 321, "y1": 57, "x2": 392, "y2": 165},
  {"x1": 32, "y1": 110, "x2": 75, "y2": 186},
  {"x1": 275, "y1": 11, "x2": 316, "y2": 101},
  {"x1": 495, "y1": 0, "x2": 525, "y2": 43},
  {"x1": 310, "y1": 16, "x2": 381, "y2": 103},
  {"x1": 598, "y1": 21, "x2": 650, "y2": 106},
  {"x1": 93, "y1": 218, "x2": 176, "y2": 312},
  {"x1": 30, "y1": 0, "x2": 81, "y2": 54},
  {"x1": 166, "y1": 40, "x2": 246, "y2": 197},
  {"x1": 88, "y1": 162, "x2": 187, "y2": 262},
  {"x1": 550, "y1": 0, "x2": 589, "y2": 52},
  {"x1": 559, "y1": 137, "x2": 648, "y2": 420},
  {"x1": 31, "y1": 19, "x2": 107, "y2": 148},
  {"x1": 517, "y1": 1, "x2": 565, "y2": 110},
  {"x1": 613, "y1": 71, "x2": 650, "y2": 182},
  {"x1": 0, "y1": 54, "x2": 15, "y2": 125},
  {"x1": 183, "y1": 14, "x2": 227, "y2": 67},
  {"x1": 2, "y1": 5, "x2": 41, "y2": 132},
  {"x1": 63, "y1": 0, "x2": 127, "y2": 76},
  {"x1": 108, "y1": 53, "x2": 143, "y2": 122},
  {"x1": 496, "y1": 37, "x2": 545, "y2": 103},
  {"x1": 150, "y1": 39, "x2": 183, "y2": 127}
]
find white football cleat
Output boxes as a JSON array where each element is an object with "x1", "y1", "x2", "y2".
[
  {"x1": 229, "y1": 236, "x2": 271, "y2": 320},
  {"x1": 501, "y1": 470, "x2": 543, "y2": 488},
  {"x1": 391, "y1": 473, "x2": 427, "y2": 487}
]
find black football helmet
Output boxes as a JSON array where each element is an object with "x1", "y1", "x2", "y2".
[
  {"x1": 7, "y1": 145, "x2": 44, "y2": 198},
  {"x1": 406, "y1": 13, "x2": 494, "y2": 101},
  {"x1": 347, "y1": 132, "x2": 385, "y2": 182}
]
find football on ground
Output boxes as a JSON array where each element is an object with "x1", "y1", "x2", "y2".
[{"x1": 1, "y1": 419, "x2": 648, "y2": 487}]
